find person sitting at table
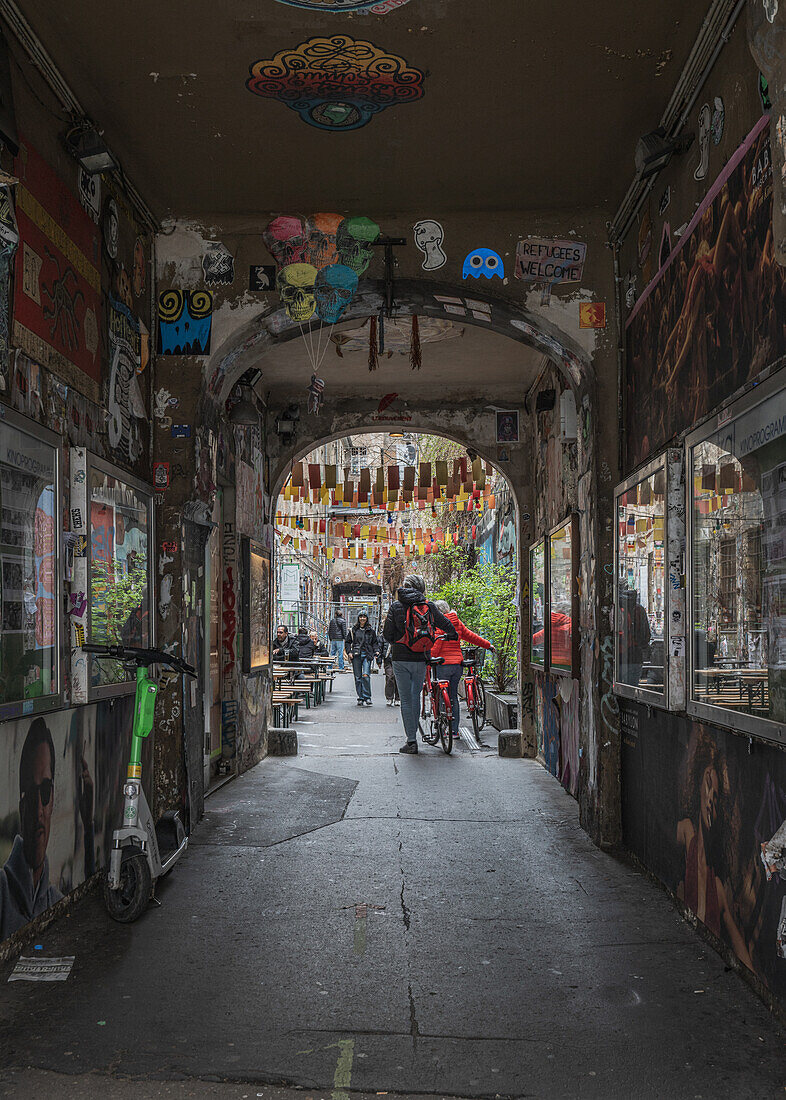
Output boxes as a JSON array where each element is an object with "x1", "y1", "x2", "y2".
[
  {"x1": 309, "y1": 630, "x2": 329, "y2": 658},
  {"x1": 272, "y1": 625, "x2": 299, "y2": 660},
  {"x1": 293, "y1": 626, "x2": 312, "y2": 658}
]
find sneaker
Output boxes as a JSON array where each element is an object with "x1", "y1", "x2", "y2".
[
  {"x1": 364, "y1": 699, "x2": 373, "y2": 706},
  {"x1": 356, "y1": 699, "x2": 364, "y2": 706},
  {"x1": 386, "y1": 700, "x2": 394, "y2": 707},
  {"x1": 394, "y1": 699, "x2": 401, "y2": 706},
  {"x1": 399, "y1": 741, "x2": 418, "y2": 754}
]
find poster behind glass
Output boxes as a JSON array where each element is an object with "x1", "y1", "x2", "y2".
[
  {"x1": 88, "y1": 464, "x2": 151, "y2": 691},
  {"x1": 0, "y1": 414, "x2": 59, "y2": 713},
  {"x1": 245, "y1": 541, "x2": 270, "y2": 672},
  {"x1": 690, "y1": 380, "x2": 786, "y2": 734},
  {"x1": 616, "y1": 465, "x2": 665, "y2": 697},
  {"x1": 530, "y1": 540, "x2": 547, "y2": 668},
  {"x1": 548, "y1": 518, "x2": 576, "y2": 675}
]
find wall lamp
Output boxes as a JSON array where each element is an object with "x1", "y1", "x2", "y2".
[
  {"x1": 634, "y1": 128, "x2": 694, "y2": 180},
  {"x1": 228, "y1": 383, "x2": 259, "y2": 426},
  {"x1": 64, "y1": 123, "x2": 118, "y2": 176}
]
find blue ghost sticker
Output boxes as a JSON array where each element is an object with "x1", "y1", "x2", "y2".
[{"x1": 462, "y1": 248, "x2": 504, "y2": 281}]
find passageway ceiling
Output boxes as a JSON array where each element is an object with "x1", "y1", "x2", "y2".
[
  {"x1": 259, "y1": 317, "x2": 542, "y2": 401},
  {"x1": 18, "y1": 0, "x2": 708, "y2": 218}
]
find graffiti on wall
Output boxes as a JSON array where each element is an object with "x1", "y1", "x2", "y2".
[
  {"x1": 107, "y1": 295, "x2": 145, "y2": 464},
  {"x1": 0, "y1": 696, "x2": 146, "y2": 942},
  {"x1": 621, "y1": 702, "x2": 786, "y2": 999},
  {"x1": 158, "y1": 290, "x2": 212, "y2": 355},
  {"x1": 626, "y1": 116, "x2": 781, "y2": 468},
  {"x1": 13, "y1": 141, "x2": 102, "y2": 400},
  {"x1": 247, "y1": 36, "x2": 426, "y2": 131}
]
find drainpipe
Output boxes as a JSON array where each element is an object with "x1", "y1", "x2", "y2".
[{"x1": 609, "y1": 232, "x2": 626, "y2": 475}]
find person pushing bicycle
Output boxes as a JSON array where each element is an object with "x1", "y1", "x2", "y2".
[{"x1": 431, "y1": 600, "x2": 494, "y2": 740}]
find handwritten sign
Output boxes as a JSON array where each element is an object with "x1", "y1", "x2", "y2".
[{"x1": 515, "y1": 238, "x2": 587, "y2": 284}]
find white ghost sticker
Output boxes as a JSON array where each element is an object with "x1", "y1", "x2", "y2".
[{"x1": 413, "y1": 219, "x2": 447, "y2": 271}]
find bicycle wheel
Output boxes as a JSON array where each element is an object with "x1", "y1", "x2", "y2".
[
  {"x1": 421, "y1": 688, "x2": 440, "y2": 744},
  {"x1": 471, "y1": 677, "x2": 487, "y2": 735},
  {"x1": 438, "y1": 694, "x2": 453, "y2": 755}
]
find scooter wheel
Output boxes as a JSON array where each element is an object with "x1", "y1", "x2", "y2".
[{"x1": 103, "y1": 850, "x2": 152, "y2": 923}]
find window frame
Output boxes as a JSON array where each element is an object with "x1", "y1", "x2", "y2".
[
  {"x1": 242, "y1": 538, "x2": 271, "y2": 674},
  {"x1": 685, "y1": 369, "x2": 786, "y2": 746},
  {"x1": 529, "y1": 537, "x2": 548, "y2": 671},
  {"x1": 85, "y1": 452, "x2": 155, "y2": 701},
  {"x1": 547, "y1": 513, "x2": 580, "y2": 678},
  {"x1": 613, "y1": 453, "x2": 670, "y2": 708},
  {"x1": 0, "y1": 404, "x2": 63, "y2": 719}
]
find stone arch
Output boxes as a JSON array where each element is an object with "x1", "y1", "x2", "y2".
[{"x1": 206, "y1": 277, "x2": 595, "y2": 410}]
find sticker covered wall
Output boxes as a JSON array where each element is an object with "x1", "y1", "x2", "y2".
[
  {"x1": 621, "y1": 701, "x2": 786, "y2": 1001},
  {"x1": 13, "y1": 140, "x2": 102, "y2": 401},
  {"x1": 625, "y1": 116, "x2": 781, "y2": 470}
]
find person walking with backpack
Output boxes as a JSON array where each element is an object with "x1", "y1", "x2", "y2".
[
  {"x1": 382, "y1": 575, "x2": 457, "y2": 754},
  {"x1": 431, "y1": 600, "x2": 494, "y2": 739},
  {"x1": 328, "y1": 608, "x2": 348, "y2": 671},
  {"x1": 345, "y1": 612, "x2": 380, "y2": 707}
]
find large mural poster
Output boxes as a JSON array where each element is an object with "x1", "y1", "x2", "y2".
[
  {"x1": 626, "y1": 116, "x2": 783, "y2": 469},
  {"x1": 13, "y1": 140, "x2": 102, "y2": 402},
  {"x1": 621, "y1": 702, "x2": 786, "y2": 997},
  {"x1": 0, "y1": 697, "x2": 148, "y2": 942}
]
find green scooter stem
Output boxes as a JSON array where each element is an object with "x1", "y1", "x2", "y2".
[{"x1": 128, "y1": 665, "x2": 157, "y2": 779}]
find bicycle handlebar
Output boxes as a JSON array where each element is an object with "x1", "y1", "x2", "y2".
[{"x1": 81, "y1": 643, "x2": 197, "y2": 678}]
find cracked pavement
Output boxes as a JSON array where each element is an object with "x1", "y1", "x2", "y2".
[{"x1": 0, "y1": 675, "x2": 784, "y2": 1099}]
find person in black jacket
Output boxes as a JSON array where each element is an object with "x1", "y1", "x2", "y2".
[
  {"x1": 272, "y1": 625, "x2": 299, "y2": 660},
  {"x1": 327, "y1": 609, "x2": 348, "y2": 671},
  {"x1": 308, "y1": 630, "x2": 329, "y2": 658},
  {"x1": 344, "y1": 612, "x2": 380, "y2": 707},
  {"x1": 382, "y1": 575, "x2": 457, "y2": 754}
]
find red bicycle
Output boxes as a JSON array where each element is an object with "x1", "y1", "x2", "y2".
[
  {"x1": 462, "y1": 647, "x2": 487, "y2": 736},
  {"x1": 418, "y1": 655, "x2": 453, "y2": 755}
]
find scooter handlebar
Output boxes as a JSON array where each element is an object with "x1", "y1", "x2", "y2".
[{"x1": 81, "y1": 643, "x2": 197, "y2": 677}]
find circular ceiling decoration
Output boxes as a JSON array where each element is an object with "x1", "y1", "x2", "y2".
[{"x1": 273, "y1": 0, "x2": 411, "y2": 12}]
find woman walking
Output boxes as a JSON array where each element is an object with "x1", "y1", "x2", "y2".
[
  {"x1": 345, "y1": 612, "x2": 380, "y2": 707},
  {"x1": 431, "y1": 600, "x2": 493, "y2": 739}
]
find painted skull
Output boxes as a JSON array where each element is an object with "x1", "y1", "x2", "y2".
[
  {"x1": 264, "y1": 215, "x2": 306, "y2": 269},
  {"x1": 336, "y1": 216, "x2": 380, "y2": 275},
  {"x1": 462, "y1": 248, "x2": 504, "y2": 280},
  {"x1": 277, "y1": 263, "x2": 318, "y2": 322},
  {"x1": 305, "y1": 213, "x2": 343, "y2": 269},
  {"x1": 315, "y1": 263, "x2": 359, "y2": 323}
]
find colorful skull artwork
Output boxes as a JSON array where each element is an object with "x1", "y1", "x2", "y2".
[
  {"x1": 315, "y1": 264, "x2": 359, "y2": 323},
  {"x1": 263, "y1": 215, "x2": 307, "y2": 270},
  {"x1": 305, "y1": 213, "x2": 343, "y2": 269},
  {"x1": 277, "y1": 263, "x2": 318, "y2": 322},
  {"x1": 462, "y1": 248, "x2": 504, "y2": 281},
  {"x1": 336, "y1": 216, "x2": 380, "y2": 276}
]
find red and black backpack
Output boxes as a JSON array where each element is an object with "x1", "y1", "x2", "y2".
[{"x1": 396, "y1": 601, "x2": 437, "y2": 653}]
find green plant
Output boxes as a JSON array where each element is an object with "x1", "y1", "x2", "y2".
[{"x1": 434, "y1": 560, "x2": 517, "y2": 692}]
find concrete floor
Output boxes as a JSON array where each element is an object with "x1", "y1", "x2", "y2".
[{"x1": 0, "y1": 673, "x2": 784, "y2": 1099}]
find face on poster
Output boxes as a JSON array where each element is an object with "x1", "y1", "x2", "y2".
[{"x1": 496, "y1": 411, "x2": 519, "y2": 444}]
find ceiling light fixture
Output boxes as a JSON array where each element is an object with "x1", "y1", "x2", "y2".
[
  {"x1": 634, "y1": 128, "x2": 694, "y2": 180},
  {"x1": 64, "y1": 123, "x2": 118, "y2": 175}
]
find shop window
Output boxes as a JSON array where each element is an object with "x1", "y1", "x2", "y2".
[
  {"x1": 687, "y1": 372, "x2": 786, "y2": 743},
  {"x1": 547, "y1": 515, "x2": 579, "y2": 676},
  {"x1": 529, "y1": 538, "x2": 547, "y2": 669},
  {"x1": 86, "y1": 456, "x2": 153, "y2": 697},
  {"x1": 614, "y1": 457, "x2": 667, "y2": 704},
  {"x1": 0, "y1": 408, "x2": 61, "y2": 717}
]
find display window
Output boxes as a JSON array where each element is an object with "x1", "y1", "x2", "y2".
[
  {"x1": 614, "y1": 457, "x2": 668, "y2": 704},
  {"x1": 243, "y1": 539, "x2": 271, "y2": 673},
  {"x1": 529, "y1": 539, "x2": 547, "y2": 669},
  {"x1": 547, "y1": 515, "x2": 579, "y2": 676},
  {"x1": 686, "y1": 371, "x2": 786, "y2": 744},
  {"x1": 0, "y1": 407, "x2": 61, "y2": 717},
  {"x1": 85, "y1": 455, "x2": 153, "y2": 698}
]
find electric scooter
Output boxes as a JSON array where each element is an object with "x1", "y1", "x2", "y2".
[{"x1": 83, "y1": 643, "x2": 196, "y2": 922}]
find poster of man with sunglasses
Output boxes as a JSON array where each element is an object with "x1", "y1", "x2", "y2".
[{"x1": 0, "y1": 717, "x2": 93, "y2": 938}]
